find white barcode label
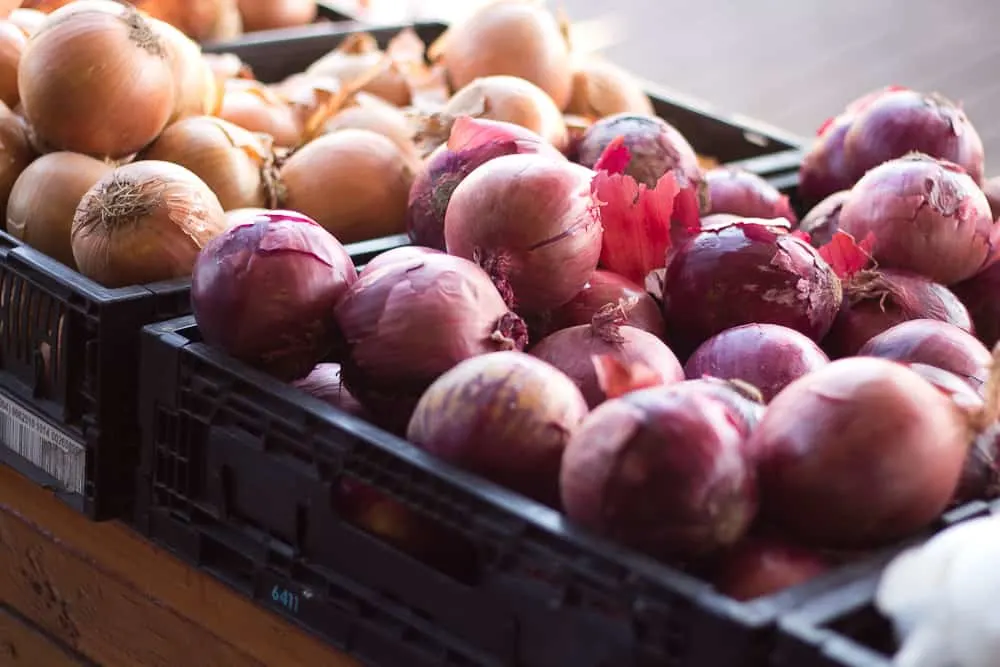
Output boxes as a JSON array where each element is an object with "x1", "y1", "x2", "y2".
[{"x1": 0, "y1": 392, "x2": 86, "y2": 495}]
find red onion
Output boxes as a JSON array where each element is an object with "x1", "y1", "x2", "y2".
[
  {"x1": 837, "y1": 154, "x2": 996, "y2": 285},
  {"x1": 983, "y1": 175, "x2": 1000, "y2": 220},
  {"x1": 406, "y1": 117, "x2": 565, "y2": 250},
  {"x1": 444, "y1": 153, "x2": 603, "y2": 312},
  {"x1": 660, "y1": 219, "x2": 843, "y2": 358},
  {"x1": 576, "y1": 112, "x2": 702, "y2": 189},
  {"x1": 539, "y1": 269, "x2": 664, "y2": 338},
  {"x1": 751, "y1": 357, "x2": 972, "y2": 548},
  {"x1": 530, "y1": 299, "x2": 683, "y2": 408},
  {"x1": 191, "y1": 210, "x2": 357, "y2": 381},
  {"x1": 798, "y1": 190, "x2": 850, "y2": 248},
  {"x1": 358, "y1": 246, "x2": 444, "y2": 278},
  {"x1": 293, "y1": 363, "x2": 366, "y2": 416},
  {"x1": 859, "y1": 319, "x2": 991, "y2": 390},
  {"x1": 953, "y1": 260, "x2": 1000, "y2": 348},
  {"x1": 684, "y1": 324, "x2": 830, "y2": 402},
  {"x1": 704, "y1": 167, "x2": 798, "y2": 224},
  {"x1": 843, "y1": 90, "x2": 985, "y2": 184},
  {"x1": 712, "y1": 537, "x2": 830, "y2": 601},
  {"x1": 407, "y1": 351, "x2": 588, "y2": 507},
  {"x1": 560, "y1": 383, "x2": 758, "y2": 559},
  {"x1": 335, "y1": 253, "x2": 528, "y2": 432}
]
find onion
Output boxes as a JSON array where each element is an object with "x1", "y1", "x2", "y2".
[
  {"x1": 704, "y1": 167, "x2": 797, "y2": 224},
  {"x1": 218, "y1": 79, "x2": 301, "y2": 147},
  {"x1": 408, "y1": 351, "x2": 587, "y2": 507},
  {"x1": 0, "y1": 20, "x2": 27, "y2": 109},
  {"x1": 712, "y1": 538, "x2": 829, "y2": 601},
  {"x1": 223, "y1": 207, "x2": 267, "y2": 226},
  {"x1": 7, "y1": 152, "x2": 112, "y2": 269},
  {"x1": 358, "y1": 245, "x2": 444, "y2": 278},
  {"x1": 563, "y1": 113, "x2": 591, "y2": 162},
  {"x1": 560, "y1": 382, "x2": 758, "y2": 559},
  {"x1": 431, "y1": 0, "x2": 572, "y2": 111},
  {"x1": 751, "y1": 357, "x2": 973, "y2": 548},
  {"x1": 320, "y1": 92, "x2": 419, "y2": 159},
  {"x1": 0, "y1": 102, "x2": 34, "y2": 220},
  {"x1": 237, "y1": 0, "x2": 316, "y2": 32},
  {"x1": 192, "y1": 210, "x2": 356, "y2": 381},
  {"x1": 541, "y1": 269, "x2": 665, "y2": 338},
  {"x1": 125, "y1": 0, "x2": 243, "y2": 43},
  {"x1": 293, "y1": 363, "x2": 365, "y2": 416},
  {"x1": 684, "y1": 324, "x2": 829, "y2": 402},
  {"x1": 566, "y1": 55, "x2": 653, "y2": 119},
  {"x1": 444, "y1": 152, "x2": 603, "y2": 312},
  {"x1": 858, "y1": 319, "x2": 991, "y2": 391},
  {"x1": 406, "y1": 116, "x2": 564, "y2": 250},
  {"x1": 660, "y1": 219, "x2": 843, "y2": 358},
  {"x1": 149, "y1": 17, "x2": 220, "y2": 122},
  {"x1": 983, "y1": 175, "x2": 1000, "y2": 220},
  {"x1": 203, "y1": 52, "x2": 253, "y2": 83},
  {"x1": 576, "y1": 113, "x2": 701, "y2": 189},
  {"x1": 798, "y1": 190, "x2": 850, "y2": 248},
  {"x1": 306, "y1": 32, "x2": 411, "y2": 108},
  {"x1": 141, "y1": 116, "x2": 278, "y2": 211},
  {"x1": 334, "y1": 253, "x2": 528, "y2": 432},
  {"x1": 843, "y1": 89, "x2": 984, "y2": 184},
  {"x1": 71, "y1": 160, "x2": 227, "y2": 287},
  {"x1": 530, "y1": 299, "x2": 683, "y2": 407},
  {"x1": 279, "y1": 129, "x2": 418, "y2": 244},
  {"x1": 838, "y1": 154, "x2": 996, "y2": 285},
  {"x1": 19, "y1": 3, "x2": 175, "y2": 158},
  {"x1": 953, "y1": 261, "x2": 1000, "y2": 348}
]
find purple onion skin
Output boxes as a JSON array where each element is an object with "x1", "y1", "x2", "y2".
[
  {"x1": 799, "y1": 116, "x2": 854, "y2": 208},
  {"x1": 823, "y1": 269, "x2": 973, "y2": 358},
  {"x1": 576, "y1": 113, "x2": 702, "y2": 188},
  {"x1": 407, "y1": 351, "x2": 588, "y2": 508},
  {"x1": 293, "y1": 363, "x2": 366, "y2": 416},
  {"x1": 359, "y1": 245, "x2": 444, "y2": 278},
  {"x1": 334, "y1": 253, "x2": 528, "y2": 433},
  {"x1": 983, "y1": 176, "x2": 1000, "y2": 221},
  {"x1": 843, "y1": 90, "x2": 985, "y2": 184},
  {"x1": 704, "y1": 168, "x2": 798, "y2": 224},
  {"x1": 530, "y1": 324, "x2": 684, "y2": 408},
  {"x1": 661, "y1": 220, "x2": 843, "y2": 358},
  {"x1": 858, "y1": 319, "x2": 991, "y2": 391},
  {"x1": 677, "y1": 378, "x2": 766, "y2": 439},
  {"x1": 798, "y1": 190, "x2": 850, "y2": 248},
  {"x1": 953, "y1": 259, "x2": 1000, "y2": 348},
  {"x1": 560, "y1": 384, "x2": 758, "y2": 560},
  {"x1": 192, "y1": 211, "x2": 357, "y2": 382},
  {"x1": 838, "y1": 154, "x2": 997, "y2": 285},
  {"x1": 684, "y1": 324, "x2": 830, "y2": 402},
  {"x1": 712, "y1": 537, "x2": 830, "y2": 601},
  {"x1": 541, "y1": 269, "x2": 665, "y2": 338}
]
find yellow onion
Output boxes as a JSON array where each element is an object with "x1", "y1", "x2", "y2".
[
  {"x1": 279, "y1": 129, "x2": 418, "y2": 244},
  {"x1": 132, "y1": 0, "x2": 243, "y2": 43},
  {"x1": 7, "y1": 152, "x2": 113, "y2": 269},
  {"x1": 71, "y1": 160, "x2": 227, "y2": 287},
  {"x1": 19, "y1": 3, "x2": 175, "y2": 158},
  {"x1": 149, "y1": 17, "x2": 220, "y2": 121},
  {"x1": 219, "y1": 79, "x2": 302, "y2": 147},
  {"x1": 203, "y1": 52, "x2": 254, "y2": 83},
  {"x1": 306, "y1": 32, "x2": 412, "y2": 107},
  {"x1": 237, "y1": 0, "x2": 317, "y2": 32},
  {"x1": 0, "y1": 21, "x2": 28, "y2": 109},
  {"x1": 566, "y1": 56, "x2": 654, "y2": 119},
  {"x1": 142, "y1": 116, "x2": 278, "y2": 211},
  {"x1": 320, "y1": 92, "x2": 419, "y2": 159},
  {"x1": 0, "y1": 103, "x2": 35, "y2": 220},
  {"x1": 273, "y1": 72, "x2": 341, "y2": 129}
]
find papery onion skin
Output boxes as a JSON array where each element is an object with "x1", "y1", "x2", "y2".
[
  {"x1": 408, "y1": 351, "x2": 587, "y2": 507},
  {"x1": 684, "y1": 324, "x2": 830, "y2": 402},
  {"x1": 566, "y1": 56, "x2": 654, "y2": 119},
  {"x1": 751, "y1": 357, "x2": 970, "y2": 549},
  {"x1": 358, "y1": 245, "x2": 444, "y2": 278},
  {"x1": 712, "y1": 537, "x2": 830, "y2": 601},
  {"x1": 444, "y1": 152, "x2": 603, "y2": 312},
  {"x1": 542, "y1": 269, "x2": 665, "y2": 338},
  {"x1": 306, "y1": 34, "x2": 411, "y2": 108},
  {"x1": 335, "y1": 253, "x2": 528, "y2": 433},
  {"x1": 858, "y1": 319, "x2": 991, "y2": 391},
  {"x1": 577, "y1": 113, "x2": 701, "y2": 189},
  {"x1": 837, "y1": 154, "x2": 996, "y2": 285},
  {"x1": 292, "y1": 363, "x2": 366, "y2": 417},
  {"x1": 560, "y1": 384, "x2": 758, "y2": 559},
  {"x1": 704, "y1": 167, "x2": 798, "y2": 224},
  {"x1": 192, "y1": 210, "x2": 357, "y2": 382},
  {"x1": 953, "y1": 261, "x2": 1000, "y2": 348},
  {"x1": 661, "y1": 219, "x2": 843, "y2": 358},
  {"x1": 798, "y1": 190, "x2": 850, "y2": 248}
]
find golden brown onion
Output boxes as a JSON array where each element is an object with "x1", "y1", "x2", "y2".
[
  {"x1": 0, "y1": 21, "x2": 28, "y2": 109},
  {"x1": 237, "y1": 0, "x2": 316, "y2": 32},
  {"x1": 149, "y1": 17, "x2": 220, "y2": 121},
  {"x1": 7, "y1": 152, "x2": 113, "y2": 269},
  {"x1": 203, "y1": 52, "x2": 254, "y2": 83},
  {"x1": 132, "y1": 0, "x2": 243, "y2": 42},
  {"x1": 566, "y1": 56, "x2": 654, "y2": 119},
  {"x1": 219, "y1": 79, "x2": 302, "y2": 147},
  {"x1": 71, "y1": 160, "x2": 227, "y2": 287},
  {"x1": 0, "y1": 103, "x2": 35, "y2": 221},
  {"x1": 306, "y1": 32, "x2": 411, "y2": 107},
  {"x1": 322, "y1": 92, "x2": 418, "y2": 159}
]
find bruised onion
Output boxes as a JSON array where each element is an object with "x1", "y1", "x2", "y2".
[
  {"x1": 953, "y1": 261, "x2": 1000, "y2": 348},
  {"x1": 566, "y1": 56, "x2": 653, "y2": 119},
  {"x1": 292, "y1": 363, "x2": 365, "y2": 417},
  {"x1": 408, "y1": 351, "x2": 587, "y2": 507},
  {"x1": 192, "y1": 210, "x2": 357, "y2": 381},
  {"x1": 335, "y1": 253, "x2": 528, "y2": 432},
  {"x1": 219, "y1": 79, "x2": 301, "y2": 147},
  {"x1": 798, "y1": 190, "x2": 850, "y2": 248},
  {"x1": 751, "y1": 357, "x2": 972, "y2": 548},
  {"x1": 561, "y1": 382, "x2": 758, "y2": 559},
  {"x1": 704, "y1": 167, "x2": 797, "y2": 224},
  {"x1": 542, "y1": 269, "x2": 665, "y2": 338},
  {"x1": 712, "y1": 538, "x2": 830, "y2": 601},
  {"x1": 684, "y1": 324, "x2": 829, "y2": 402},
  {"x1": 837, "y1": 154, "x2": 996, "y2": 285},
  {"x1": 72, "y1": 160, "x2": 227, "y2": 287}
]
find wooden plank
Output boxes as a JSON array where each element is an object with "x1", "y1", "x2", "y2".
[{"x1": 0, "y1": 604, "x2": 91, "y2": 666}]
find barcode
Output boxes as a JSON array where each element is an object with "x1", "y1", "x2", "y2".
[{"x1": 0, "y1": 393, "x2": 86, "y2": 495}]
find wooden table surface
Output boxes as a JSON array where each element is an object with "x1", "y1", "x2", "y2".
[{"x1": 0, "y1": 464, "x2": 359, "y2": 667}]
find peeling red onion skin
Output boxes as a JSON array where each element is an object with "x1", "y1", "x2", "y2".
[
  {"x1": 358, "y1": 245, "x2": 444, "y2": 279},
  {"x1": 407, "y1": 351, "x2": 588, "y2": 508},
  {"x1": 822, "y1": 269, "x2": 973, "y2": 359},
  {"x1": 540, "y1": 269, "x2": 665, "y2": 338},
  {"x1": 953, "y1": 260, "x2": 1000, "y2": 348},
  {"x1": 837, "y1": 154, "x2": 997, "y2": 285},
  {"x1": 751, "y1": 358, "x2": 970, "y2": 549},
  {"x1": 334, "y1": 253, "x2": 528, "y2": 434},
  {"x1": 798, "y1": 191, "x2": 850, "y2": 249},
  {"x1": 575, "y1": 113, "x2": 702, "y2": 188},
  {"x1": 712, "y1": 537, "x2": 830, "y2": 601},
  {"x1": 661, "y1": 219, "x2": 843, "y2": 359},
  {"x1": 293, "y1": 363, "x2": 367, "y2": 417},
  {"x1": 704, "y1": 168, "x2": 798, "y2": 224},
  {"x1": 192, "y1": 211, "x2": 357, "y2": 382},
  {"x1": 530, "y1": 323, "x2": 684, "y2": 408},
  {"x1": 684, "y1": 324, "x2": 830, "y2": 403},
  {"x1": 859, "y1": 319, "x2": 991, "y2": 391},
  {"x1": 560, "y1": 385, "x2": 758, "y2": 559},
  {"x1": 843, "y1": 90, "x2": 985, "y2": 184},
  {"x1": 444, "y1": 153, "x2": 603, "y2": 312}
]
